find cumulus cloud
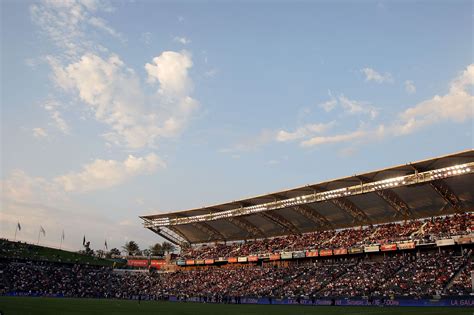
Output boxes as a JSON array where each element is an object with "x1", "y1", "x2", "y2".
[
  {"x1": 318, "y1": 94, "x2": 378, "y2": 119},
  {"x1": 145, "y1": 51, "x2": 193, "y2": 97},
  {"x1": 50, "y1": 51, "x2": 198, "y2": 149},
  {"x1": 0, "y1": 170, "x2": 156, "y2": 251},
  {"x1": 276, "y1": 122, "x2": 335, "y2": 142},
  {"x1": 319, "y1": 99, "x2": 337, "y2": 112},
  {"x1": 88, "y1": 16, "x2": 124, "y2": 42},
  {"x1": 1, "y1": 153, "x2": 164, "y2": 199},
  {"x1": 393, "y1": 65, "x2": 474, "y2": 135},
  {"x1": 30, "y1": 0, "x2": 118, "y2": 59},
  {"x1": 232, "y1": 64, "x2": 473, "y2": 151},
  {"x1": 301, "y1": 130, "x2": 367, "y2": 147},
  {"x1": 304, "y1": 64, "x2": 474, "y2": 147},
  {"x1": 32, "y1": 127, "x2": 48, "y2": 138},
  {"x1": 32, "y1": 1, "x2": 200, "y2": 149},
  {"x1": 55, "y1": 153, "x2": 165, "y2": 193},
  {"x1": 42, "y1": 99, "x2": 70, "y2": 134},
  {"x1": 405, "y1": 80, "x2": 416, "y2": 94},
  {"x1": 339, "y1": 95, "x2": 378, "y2": 119},
  {"x1": 361, "y1": 67, "x2": 393, "y2": 83}
]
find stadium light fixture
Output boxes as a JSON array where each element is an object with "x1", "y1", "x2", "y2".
[{"x1": 144, "y1": 162, "x2": 474, "y2": 227}]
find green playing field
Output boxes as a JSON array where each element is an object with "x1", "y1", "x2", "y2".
[{"x1": 0, "y1": 297, "x2": 472, "y2": 315}]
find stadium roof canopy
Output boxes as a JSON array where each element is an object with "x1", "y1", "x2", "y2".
[{"x1": 140, "y1": 150, "x2": 474, "y2": 246}]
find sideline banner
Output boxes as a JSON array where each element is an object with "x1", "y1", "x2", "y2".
[
  {"x1": 269, "y1": 254, "x2": 280, "y2": 260},
  {"x1": 127, "y1": 260, "x2": 148, "y2": 267},
  {"x1": 334, "y1": 248, "x2": 348, "y2": 255},
  {"x1": 436, "y1": 239, "x2": 455, "y2": 247},
  {"x1": 364, "y1": 245, "x2": 379, "y2": 253},
  {"x1": 381, "y1": 244, "x2": 397, "y2": 251},
  {"x1": 349, "y1": 247, "x2": 363, "y2": 254},
  {"x1": 166, "y1": 295, "x2": 474, "y2": 307},
  {"x1": 320, "y1": 249, "x2": 333, "y2": 256},
  {"x1": 306, "y1": 250, "x2": 318, "y2": 257},
  {"x1": 397, "y1": 242, "x2": 415, "y2": 250},
  {"x1": 293, "y1": 251, "x2": 305, "y2": 259},
  {"x1": 280, "y1": 252, "x2": 293, "y2": 259}
]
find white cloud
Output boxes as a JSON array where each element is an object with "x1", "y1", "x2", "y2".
[
  {"x1": 32, "y1": 1, "x2": 200, "y2": 150},
  {"x1": 361, "y1": 67, "x2": 393, "y2": 84},
  {"x1": 51, "y1": 51, "x2": 198, "y2": 149},
  {"x1": 30, "y1": 0, "x2": 118, "y2": 59},
  {"x1": 145, "y1": 50, "x2": 193, "y2": 97},
  {"x1": 55, "y1": 153, "x2": 165, "y2": 193},
  {"x1": 0, "y1": 171, "x2": 157, "y2": 251},
  {"x1": 319, "y1": 94, "x2": 378, "y2": 119},
  {"x1": 319, "y1": 99, "x2": 337, "y2": 112},
  {"x1": 301, "y1": 129, "x2": 367, "y2": 147},
  {"x1": 339, "y1": 95, "x2": 378, "y2": 119},
  {"x1": 304, "y1": 64, "x2": 474, "y2": 147},
  {"x1": 42, "y1": 99, "x2": 70, "y2": 134},
  {"x1": 173, "y1": 36, "x2": 191, "y2": 45},
  {"x1": 276, "y1": 122, "x2": 335, "y2": 142},
  {"x1": 394, "y1": 64, "x2": 474, "y2": 135},
  {"x1": 32, "y1": 127, "x2": 48, "y2": 138},
  {"x1": 88, "y1": 16, "x2": 125, "y2": 42},
  {"x1": 405, "y1": 80, "x2": 416, "y2": 94}
]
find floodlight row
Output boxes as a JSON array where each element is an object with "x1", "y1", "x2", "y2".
[{"x1": 145, "y1": 162, "x2": 474, "y2": 227}]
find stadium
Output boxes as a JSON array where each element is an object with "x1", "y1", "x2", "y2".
[
  {"x1": 1, "y1": 150, "x2": 473, "y2": 314},
  {"x1": 2, "y1": 1, "x2": 474, "y2": 314}
]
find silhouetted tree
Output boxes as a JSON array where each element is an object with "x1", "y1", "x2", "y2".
[{"x1": 122, "y1": 241, "x2": 140, "y2": 256}]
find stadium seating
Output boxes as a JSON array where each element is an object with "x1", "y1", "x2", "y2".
[
  {"x1": 180, "y1": 213, "x2": 473, "y2": 260},
  {"x1": 1, "y1": 213, "x2": 472, "y2": 301},
  {"x1": 1, "y1": 248, "x2": 471, "y2": 300}
]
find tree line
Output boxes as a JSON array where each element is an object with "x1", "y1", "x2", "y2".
[{"x1": 78, "y1": 240, "x2": 176, "y2": 258}]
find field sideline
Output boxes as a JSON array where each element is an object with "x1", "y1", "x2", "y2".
[{"x1": 0, "y1": 297, "x2": 472, "y2": 315}]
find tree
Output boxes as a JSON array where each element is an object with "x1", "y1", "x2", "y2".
[
  {"x1": 142, "y1": 249, "x2": 151, "y2": 257},
  {"x1": 122, "y1": 241, "x2": 140, "y2": 256},
  {"x1": 161, "y1": 241, "x2": 176, "y2": 254},
  {"x1": 78, "y1": 241, "x2": 94, "y2": 256},
  {"x1": 108, "y1": 248, "x2": 121, "y2": 257},
  {"x1": 149, "y1": 243, "x2": 163, "y2": 256},
  {"x1": 95, "y1": 249, "x2": 106, "y2": 258}
]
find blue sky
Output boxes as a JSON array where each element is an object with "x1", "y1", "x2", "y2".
[{"x1": 1, "y1": 0, "x2": 473, "y2": 252}]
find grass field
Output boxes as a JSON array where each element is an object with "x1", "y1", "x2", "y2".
[{"x1": 0, "y1": 297, "x2": 472, "y2": 315}]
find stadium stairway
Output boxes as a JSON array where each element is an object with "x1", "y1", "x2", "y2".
[
  {"x1": 313, "y1": 263, "x2": 353, "y2": 296},
  {"x1": 443, "y1": 250, "x2": 472, "y2": 293}
]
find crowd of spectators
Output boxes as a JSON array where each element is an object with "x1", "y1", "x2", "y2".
[
  {"x1": 2, "y1": 248, "x2": 471, "y2": 300},
  {"x1": 382, "y1": 251, "x2": 467, "y2": 297},
  {"x1": 445, "y1": 261, "x2": 473, "y2": 296},
  {"x1": 181, "y1": 213, "x2": 473, "y2": 260}
]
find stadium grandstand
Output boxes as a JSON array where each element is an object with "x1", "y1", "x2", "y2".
[
  {"x1": 1, "y1": 150, "x2": 473, "y2": 312},
  {"x1": 140, "y1": 150, "x2": 473, "y2": 246}
]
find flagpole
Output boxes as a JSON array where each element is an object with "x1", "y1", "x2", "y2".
[
  {"x1": 14, "y1": 225, "x2": 18, "y2": 242},
  {"x1": 37, "y1": 228, "x2": 41, "y2": 245},
  {"x1": 60, "y1": 232, "x2": 63, "y2": 250}
]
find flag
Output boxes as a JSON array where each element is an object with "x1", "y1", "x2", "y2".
[
  {"x1": 40, "y1": 226, "x2": 46, "y2": 236},
  {"x1": 104, "y1": 240, "x2": 108, "y2": 250},
  {"x1": 17, "y1": 222, "x2": 21, "y2": 231},
  {"x1": 61, "y1": 230, "x2": 65, "y2": 240},
  {"x1": 83, "y1": 235, "x2": 86, "y2": 246}
]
